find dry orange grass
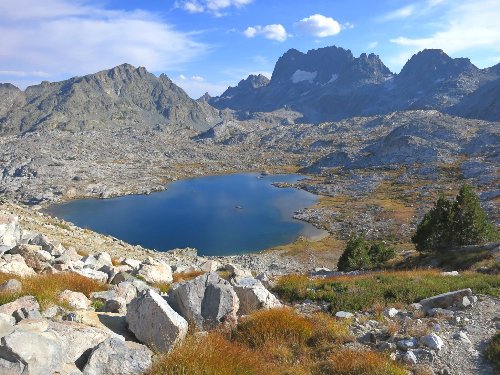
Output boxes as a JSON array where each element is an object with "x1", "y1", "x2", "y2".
[
  {"x1": 146, "y1": 333, "x2": 271, "y2": 375},
  {"x1": 234, "y1": 308, "x2": 314, "y2": 349},
  {"x1": 314, "y1": 349, "x2": 407, "y2": 375},
  {"x1": 172, "y1": 270, "x2": 205, "y2": 283},
  {"x1": 233, "y1": 308, "x2": 353, "y2": 368},
  {"x1": 0, "y1": 272, "x2": 108, "y2": 309}
]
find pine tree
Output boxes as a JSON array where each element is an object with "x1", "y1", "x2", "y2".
[
  {"x1": 451, "y1": 185, "x2": 497, "y2": 246},
  {"x1": 368, "y1": 242, "x2": 396, "y2": 267},
  {"x1": 411, "y1": 195, "x2": 454, "y2": 251},
  {"x1": 412, "y1": 185, "x2": 498, "y2": 251},
  {"x1": 337, "y1": 233, "x2": 372, "y2": 271}
]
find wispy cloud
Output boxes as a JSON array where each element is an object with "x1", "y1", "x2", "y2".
[
  {"x1": 0, "y1": 0, "x2": 209, "y2": 88},
  {"x1": 244, "y1": 24, "x2": 288, "y2": 42},
  {"x1": 379, "y1": 0, "x2": 446, "y2": 22},
  {"x1": 387, "y1": 0, "x2": 500, "y2": 70},
  {"x1": 176, "y1": 0, "x2": 254, "y2": 16},
  {"x1": 380, "y1": 5, "x2": 416, "y2": 21},
  {"x1": 173, "y1": 74, "x2": 230, "y2": 98},
  {"x1": 295, "y1": 14, "x2": 342, "y2": 37},
  {"x1": 390, "y1": 1, "x2": 500, "y2": 53}
]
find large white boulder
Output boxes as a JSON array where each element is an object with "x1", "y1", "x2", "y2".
[
  {"x1": 83, "y1": 337, "x2": 152, "y2": 375},
  {"x1": 0, "y1": 256, "x2": 36, "y2": 277},
  {"x1": 126, "y1": 289, "x2": 188, "y2": 352},
  {"x1": 232, "y1": 277, "x2": 282, "y2": 315},
  {"x1": 47, "y1": 321, "x2": 111, "y2": 365},
  {"x1": 134, "y1": 262, "x2": 173, "y2": 284},
  {"x1": 0, "y1": 213, "x2": 21, "y2": 250},
  {"x1": 73, "y1": 268, "x2": 109, "y2": 283},
  {"x1": 167, "y1": 272, "x2": 239, "y2": 330},
  {"x1": 59, "y1": 290, "x2": 91, "y2": 310},
  {"x1": 0, "y1": 329, "x2": 63, "y2": 375}
]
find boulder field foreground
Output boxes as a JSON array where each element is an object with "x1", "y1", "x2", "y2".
[{"x1": 0, "y1": 208, "x2": 498, "y2": 374}]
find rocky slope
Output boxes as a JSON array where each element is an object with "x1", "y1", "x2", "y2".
[
  {"x1": 0, "y1": 64, "x2": 221, "y2": 135},
  {"x1": 210, "y1": 46, "x2": 500, "y2": 123},
  {"x1": 0, "y1": 207, "x2": 498, "y2": 374}
]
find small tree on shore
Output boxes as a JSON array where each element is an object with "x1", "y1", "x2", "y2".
[{"x1": 412, "y1": 185, "x2": 497, "y2": 251}]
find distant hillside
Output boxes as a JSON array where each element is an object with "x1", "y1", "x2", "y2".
[{"x1": 0, "y1": 64, "x2": 221, "y2": 135}]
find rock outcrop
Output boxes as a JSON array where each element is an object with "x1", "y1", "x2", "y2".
[
  {"x1": 167, "y1": 272, "x2": 240, "y2": 330},
  {"x1": 126, "y1": 289, "x2": 188, "y2": 352}
]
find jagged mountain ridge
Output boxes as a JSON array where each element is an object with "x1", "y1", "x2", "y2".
[
  {"x1": 210, "y1": 46, "x2": 500, "y2": 123},
  {"x1": 0, "y1": 64, "x2": 221, "y2": 135}
]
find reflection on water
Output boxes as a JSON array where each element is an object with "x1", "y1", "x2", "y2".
[{"x1": 45, "y1": 173, "x2": 326, "y2": 256}]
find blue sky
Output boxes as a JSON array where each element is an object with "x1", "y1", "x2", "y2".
[{"x1": 1, "y1": 0, "x2": 499, "y2": 98}]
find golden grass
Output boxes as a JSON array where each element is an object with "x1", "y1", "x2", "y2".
[
  {"x1": 314, "y1": 349, "x2": 407, "y2": 375},
  {"x1": 147, "y1": 307, "x2": 406, "y2": 375},
  {"x1": 266, "y1": 235, "x2": 344, "y2": 257},
  {"x1": 111, "y1": 257, "x2": 122, "y2": 266},
  {"x1": 172, "y1": 270, "x2": 205, "y2": 283},
  {"x1": 233, "y1": 308, "x2": 353, "y2": 368},
  {"x1": 0, "y1": 272, "x2": 108, "y2": 310},
  {"x1": 152, "y1": 282, "x2": 171, "y2": 294},
  {"x1": 234, "y1": 308, "x2": 314, "y2": 349},
  {"x1": 146, "y1": 333, "x2": 271, "y2": 375}
]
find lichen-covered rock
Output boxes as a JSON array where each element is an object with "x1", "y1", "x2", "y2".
[{"x1": 126, "y1": 289, "x2": 188, "y2": 352}]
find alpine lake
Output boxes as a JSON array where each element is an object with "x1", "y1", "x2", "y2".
[{"x1": 45, "y1": 173, "x2": 326, "y2": 256}]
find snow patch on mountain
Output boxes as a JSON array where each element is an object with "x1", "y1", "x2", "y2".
[{"x1": 291, "y1": 70, "x2": 317, "y2": 84}]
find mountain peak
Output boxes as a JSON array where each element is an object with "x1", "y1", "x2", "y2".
[{"x1": 399, "y1": 49, "x2": 476, "y2": 81}]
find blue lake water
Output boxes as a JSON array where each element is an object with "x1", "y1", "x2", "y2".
[{"x1": 45, "y1": 173, "x2": 325, "y2": 256}]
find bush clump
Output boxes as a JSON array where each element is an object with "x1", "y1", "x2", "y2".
[
  {"x1": 412, "y1": 185, "x2": 498, "y2": 252},
  {"x1": 485, "y1": 332, "x2": 500, "y2": 368},
  {"x1": 337, "y1": 233, "x2": 396, "y2": 272}
]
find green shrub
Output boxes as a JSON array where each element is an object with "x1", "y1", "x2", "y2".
[
  {"x1": 337, "y1": 233, "x2": 372, "y2": 271},
  {"x1": 337, "y1": 235, "x2": 396, "y2": 271},
  {"x1": 412, "y1": 185, "x2": 497, "y2": 252},
  {"x1": 368, "y1": 242, "x2": 396, "y2": 268}
]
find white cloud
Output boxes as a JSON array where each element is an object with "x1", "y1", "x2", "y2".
[
  {"x1": 295, "y1": 14, "x2": 341, "y2": 37},
  {"x1": 0, "y1": 0, "x2": 208, "y2": 88},
  {"x1": 367, "y1": 41, "x2": 379, "y2": 49},
  {"x1": 176, "y1": 0, "x2": 254, "y2": 15},
  {"x1": 243, "y1": 24, "x2": 288, "y2": 42},
  {"x1": 389, "y1": 0, "x2": 500, "y2": 68}
]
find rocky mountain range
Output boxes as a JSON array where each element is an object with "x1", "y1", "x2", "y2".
[
  {"x1": 1, "y1": 45, "x2": 499, "y2": 136},
  {"x1": 210, "y1": 46, "x2": 500, "y2": 123},
  {"x1": 0, "y1": 64, "x2": 220, "y2": 135}
]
